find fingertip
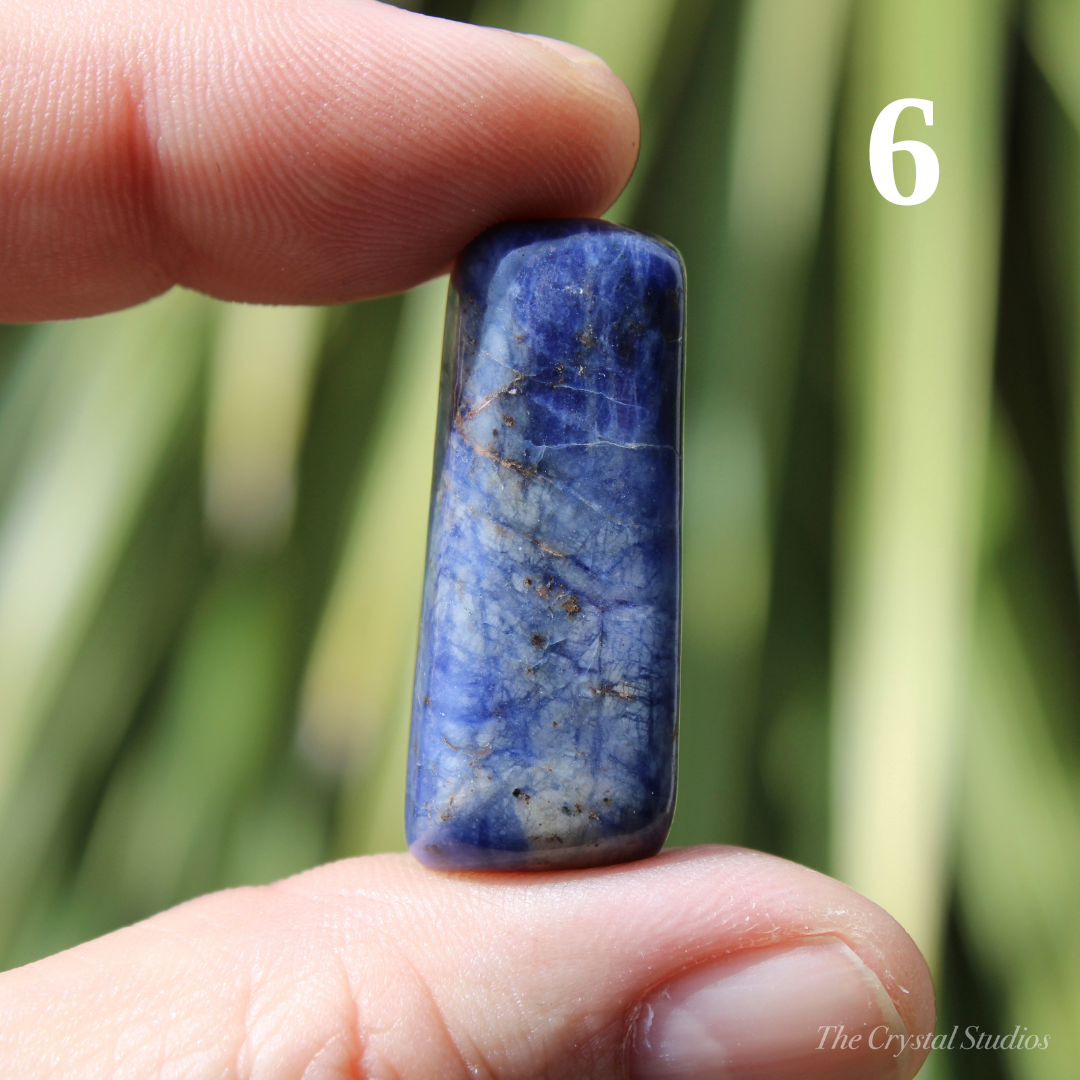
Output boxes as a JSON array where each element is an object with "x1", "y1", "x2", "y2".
[
  {"x1": 172, "y1": 1, "x2": 641, "y2": 300},
  {"x1": 343, "y1": 846, "x2": 938, "y2": 1077}
]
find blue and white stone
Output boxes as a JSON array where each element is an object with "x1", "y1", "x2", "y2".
[{"x1": 407, "y1": 219, "x2": 685, "y2": 871}]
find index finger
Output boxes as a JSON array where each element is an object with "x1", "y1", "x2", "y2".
[{"x1": 0, "y1": 0, "x2": 638, "y2": 321}]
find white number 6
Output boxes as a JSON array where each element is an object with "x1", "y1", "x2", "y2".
[{"x1": 869, "y1": 98, "x2": 939, "y2": 206}]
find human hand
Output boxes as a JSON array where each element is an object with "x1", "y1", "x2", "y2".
[
  {"x1": 1, "y1": 850, "x2": 932, "y2": 1078},
  {"x1": 0, "y1": 2, "x2": 934, "y2": 1077},
  {"x1": 0, "y1": 0, "x2": 635, "y2": 320}
]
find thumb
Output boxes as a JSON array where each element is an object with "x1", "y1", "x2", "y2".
[{"x1": 0, "y1": 847, "x2": 934, "y2": 1079}]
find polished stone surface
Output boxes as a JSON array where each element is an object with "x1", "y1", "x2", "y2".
[{"x1": 407, "y1": 219, "x2": 684, "y2": 870}]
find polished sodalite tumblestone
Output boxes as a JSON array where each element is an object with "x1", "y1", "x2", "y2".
[{"x1": 406, "y1": 219, "x2": 685, "y2": 871}]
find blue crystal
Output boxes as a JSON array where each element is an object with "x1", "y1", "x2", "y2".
[{"x1": 406, "y1": 219, "x2": 685, "y2": 870}]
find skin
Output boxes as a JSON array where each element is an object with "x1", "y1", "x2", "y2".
[
  {"x1": 0, "y1": 850, "x2": 933, "y2": 1078},
  {"x1": 0, "y1": 2, "x2": 935, "y2": 1076},
  {"x1": 0, "y1": 0, "x2": 636, "y2": 319}
]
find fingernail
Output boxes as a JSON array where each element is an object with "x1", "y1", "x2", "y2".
[
  {"x1": 522, "y1": 33, "x2": 613, "y2": 71},
  {"x1": 631, "y1": 937, "x2": 911, "y2": 1080}
]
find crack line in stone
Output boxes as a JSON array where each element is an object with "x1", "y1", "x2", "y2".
[
  {"x1": 458, "y1": 506, "x2": 647, "y2": 612},
  {"x1": 532, "y1": 439, "x2": 676, "y2": 453},
  {"x1": 454, "y1": 426, "x2": 646, "y2": 530}
]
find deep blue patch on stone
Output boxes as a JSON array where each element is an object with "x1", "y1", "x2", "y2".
[{"x1": 406, "y1": 219, "x2": 685, "y2": 871}]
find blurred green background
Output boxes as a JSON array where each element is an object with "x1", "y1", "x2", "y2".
[{"x1": 1, "y1": 0, "x2": 1078, "y2": 1076}]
